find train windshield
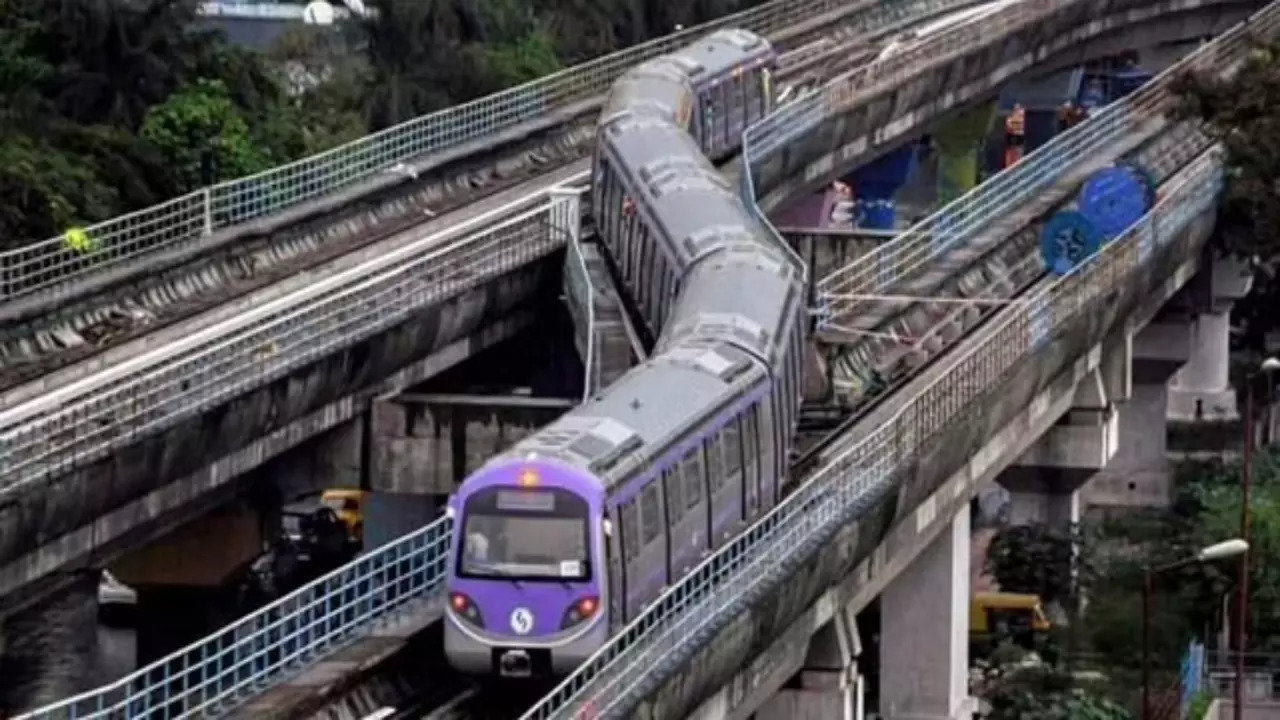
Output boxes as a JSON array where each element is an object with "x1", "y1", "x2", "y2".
[{"x1": 458, "y1": 487, "x2": 592, "y2": 582}]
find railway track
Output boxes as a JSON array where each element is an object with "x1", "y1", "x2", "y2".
[{"x1": 0, "y1": 3, "x2": 946, "y2": 399}]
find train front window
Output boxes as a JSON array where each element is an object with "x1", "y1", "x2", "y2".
[{"x1": 458, "y1": 487, "x2": 592, "y2": 581}]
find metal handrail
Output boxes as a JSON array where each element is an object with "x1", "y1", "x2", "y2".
[
  {"x1": 0, "y1": 0, "x2": 963, "y2": 305},
  {"x1": 518, "y1": 3, "x2": 1277, "y2": 715},
  {"x1": 566, "y1": 226, "x2": 598, "y2": 402},
  {"x1": 17, "y1": 516, "x2": 454, "y2": 719},
  {"x1": 0, "y1": 182, "x2": 587, "y2": 495},
  {"x1": 776, "y1": 0, "x2": 1253, "y2": 323}
]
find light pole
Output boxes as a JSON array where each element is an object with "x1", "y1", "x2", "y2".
[
  {"x1": 1236, "y1": 356, "x2": 1280, "y2": 720},
  {"x1": 1143, "y1": 539, "x2": 1250, "y2": 720}
]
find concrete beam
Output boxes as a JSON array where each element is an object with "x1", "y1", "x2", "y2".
[
  {"x1": 0, "y1": 311, "x2": 535, "y2": 614},
  {"x1": 751, "y1": 611, "x2": 864, "y2": 720},
  {"x1": 370, "y1": 393, "x2": 567, "y2": 494},
  {"x1": 109, "y1": 502, "x2": 263, "y2": 588},
  {"x1": 1133, "y1": 313, "x2": 1194, "y2": 384}
]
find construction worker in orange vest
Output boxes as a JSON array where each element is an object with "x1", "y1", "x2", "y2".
[{"x1": 1004, "y1": 102, "x2": 1026, "y2": 168}]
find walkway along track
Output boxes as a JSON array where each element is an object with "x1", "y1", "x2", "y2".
[{"x1": 0, "y1": 0, "x2": 977, "y2": 396}]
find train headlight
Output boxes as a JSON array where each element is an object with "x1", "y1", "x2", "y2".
[
  {"x1": 449, "y1": 592, "x2": 485, "y2": 628},
  {"x1": 560, "y1": 595, "x2": 599, "y2": 630}
]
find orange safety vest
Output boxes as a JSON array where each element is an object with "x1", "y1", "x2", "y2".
[{"x1": 1005, "y1": 107, "x2": 1026, "y2": 136}]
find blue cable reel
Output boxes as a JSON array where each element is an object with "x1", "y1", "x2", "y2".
[
  {"x1": 1040, "y1": 210, "x2": 1104, "y2": 276},
  {"x1": 1076, "y1": 165, "x2": 1152, "y2": 242}
]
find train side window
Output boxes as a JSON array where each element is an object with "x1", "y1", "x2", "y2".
[
  {"x1": 723, "y1": 420, "x2": 742, "y2": 475},
  {"x1": 683, "y1": 452, "x2": 703, "y2": 509},
  {"x1": 705, "y1": 433, "x2": 724, "y2": 492},
  {"x1": 621, "y1": 500, "x2": 641, "y2": 561},
  {"x1": 640, "y1": 485, "x2": 661, "y2": 544},
  {"x1": 664, "y1": 468, "x2": 684, "y2": 524}
]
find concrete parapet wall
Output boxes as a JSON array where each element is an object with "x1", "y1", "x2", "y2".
[
  {"x1": 0, "y1": 261, "x2": 556, "y2": 609},
  {"x1": 629, "y1": 207, "x2": 1217, "y2": 718},
  {"x1": 750, "y1": 0, "x2": 1255, "y2": 214}
]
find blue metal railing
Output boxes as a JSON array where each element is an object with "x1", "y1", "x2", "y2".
[{"x1": 19, "y1": 517, "x2": 453, "y2": 719}]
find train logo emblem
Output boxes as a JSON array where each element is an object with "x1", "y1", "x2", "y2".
[{"x1": 510, "y1": 607, "x2": 535, "y2": 635}]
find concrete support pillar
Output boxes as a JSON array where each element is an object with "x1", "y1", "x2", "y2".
[
  {"x1": 1167, "y1": 256, "x2": 1254, "y2": 422},
  {"x1": 756, "y1": 608, "x2": 864, "y2": 720},
  {"x1": 271, "y1": 415, "x2": 366, "y2": 501},
  {"x1": 1000, "y1": 339, "x2": 1127, "y2": 519},
  {"x1": 1167, "y1": 309, "x2": 1235, "y2": 421},
  {"x1": 849, "y1": 146, "x2": 916, "y2": 230},
  {"x1": 1007, "y1": 489, "x2": 1079, "y2": 531},
  {"x1": 934, "y1": 103, "x2": 996, "y2": 205},
  {"x1": 0, "y1": 575, "x2": 101, "y2": 712},
  {"x1": 1083, "y1": 382, "x2": 1176, "y2": 508},
  {"x1": 879, "y1": 507, "x2": 973, "y2": 720}
]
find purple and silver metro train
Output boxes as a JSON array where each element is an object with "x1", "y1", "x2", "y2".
[
  {"x1": 443, "y1": 457, "x2": 608, "y2": 677},
  {"x1": 443, "y1": 25, "x2": 805, "y2": 681}
]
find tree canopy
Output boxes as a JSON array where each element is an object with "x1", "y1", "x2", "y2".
[
  {"x1": 0, "y1": 0, "x2": 769, "y2": 250},
  {"x1": 1174, "y1": 40, "x2": 1280, "y2": 349}
]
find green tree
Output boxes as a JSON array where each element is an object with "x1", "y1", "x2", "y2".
[
  {"x1": 1173, "y1": 40, "x2": 1280, "y2": 349},
  {"x1": 985, "y1": 523, "x2": 1095, "y2": 607},
  {"x1": 1175, "y1": 448, "x2": 1280, "y2": 651},
  {"x1": 140, "y1": 79, "x2": 272, "y2": 190},
  {"x1": 977, "y1": 659, "x2": 1132, "y2": 720}
]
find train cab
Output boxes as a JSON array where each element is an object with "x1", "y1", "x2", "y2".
[{"x1": 443, "y1": 458, "x2": 610, "y2": 679}]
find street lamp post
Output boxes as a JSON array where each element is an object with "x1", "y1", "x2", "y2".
[
  {"x1": 1236, "y1": 356, "x2": 1280, "y2": 720},
  {"x1": 1143, "y1": 539, "x2": 1250, "y2": 720}
]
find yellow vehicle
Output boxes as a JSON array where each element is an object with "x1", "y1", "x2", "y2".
[
  {"x1": 970, "y1": 591, "x2": 1052, "y2": 655},
  {"x1": 320, "y1": 489, "x2": 368, "y2": 543}
]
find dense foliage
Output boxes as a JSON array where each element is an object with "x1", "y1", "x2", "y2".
[
  {"x1": 0, "y1": 0, "x2": 767, "y2": 249},
  {"x1": 982, "y1": 448, "x2": 1280, "y2": 715},
  {"x1": 1173, "y1": 41, "x2": 1280, "y2": 349}
]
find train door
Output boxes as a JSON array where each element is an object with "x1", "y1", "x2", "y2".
[
  {"x1": 689, "y1": 96, "x2": 705, "y2": 150},
  {"x1": 683, "y1": 450, "x2": 709, "y2": 559},
  {"x1": 705, "y1": 431, "x2": 738, "y2": 547},
  {"x1": 664, "y1": 464, "x2": 700, "y2": 578},
  {"x1": 653, "y1": 254, "x2": 670, "y2": 329},
  {"x1": 727, "y1": 71, "x2": 748, "y2": 145},
  {"x1": 621, "y1": 196, "x2": 642, "y2": 289},
  {"x1": 760, "y1": 67, "x2": 774, "y2": 115},
  {"x1": 638, "y1": 483, "x2": 669, "y2": 603},
  {"x1": 619, "y1": 499, "x2": 645, "y2": 620},
  {"x1": 756, "y1": 398, "x2": 778, "y2": 508},
  {"x1": 721, "y1": 419, "x2": 748, "y2": 525},
  {"x1": 600, "y1": 158, "x2": 623, "y2": 252},
  {"x1": 740, "y1": 409, "x2": 762, "y2": 517},
  {"x1": 606, "y1": 504, "x2": 627, "y2": 631}
]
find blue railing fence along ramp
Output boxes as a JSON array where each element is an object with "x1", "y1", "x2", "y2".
[
  {"x1": 0, "y1": 0, "x2": 935, "y2": 306},
  {"x1": 17, "y1": 517, "x2": 453, "y2": 720},
  {"x1": 517, "y1": 3, "x2": 1280, "y2": 719}
]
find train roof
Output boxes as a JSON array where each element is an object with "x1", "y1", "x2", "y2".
[
  {"x1": 658, "y1": 244, "x2": 805, "y2": 366},
  {"x1": 494, "y1": 341, "x2": 767, "y2": 494},
  {"x1": 601, "y1": 58, "x2": 693, "y2": 126},
  {"x1": 667, "y1": 28, "x2": 775, "y2": 86}
]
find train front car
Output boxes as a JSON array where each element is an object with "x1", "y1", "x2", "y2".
[{"x1": 444, "y1": 458, "x2": 608, "y2": 679}]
